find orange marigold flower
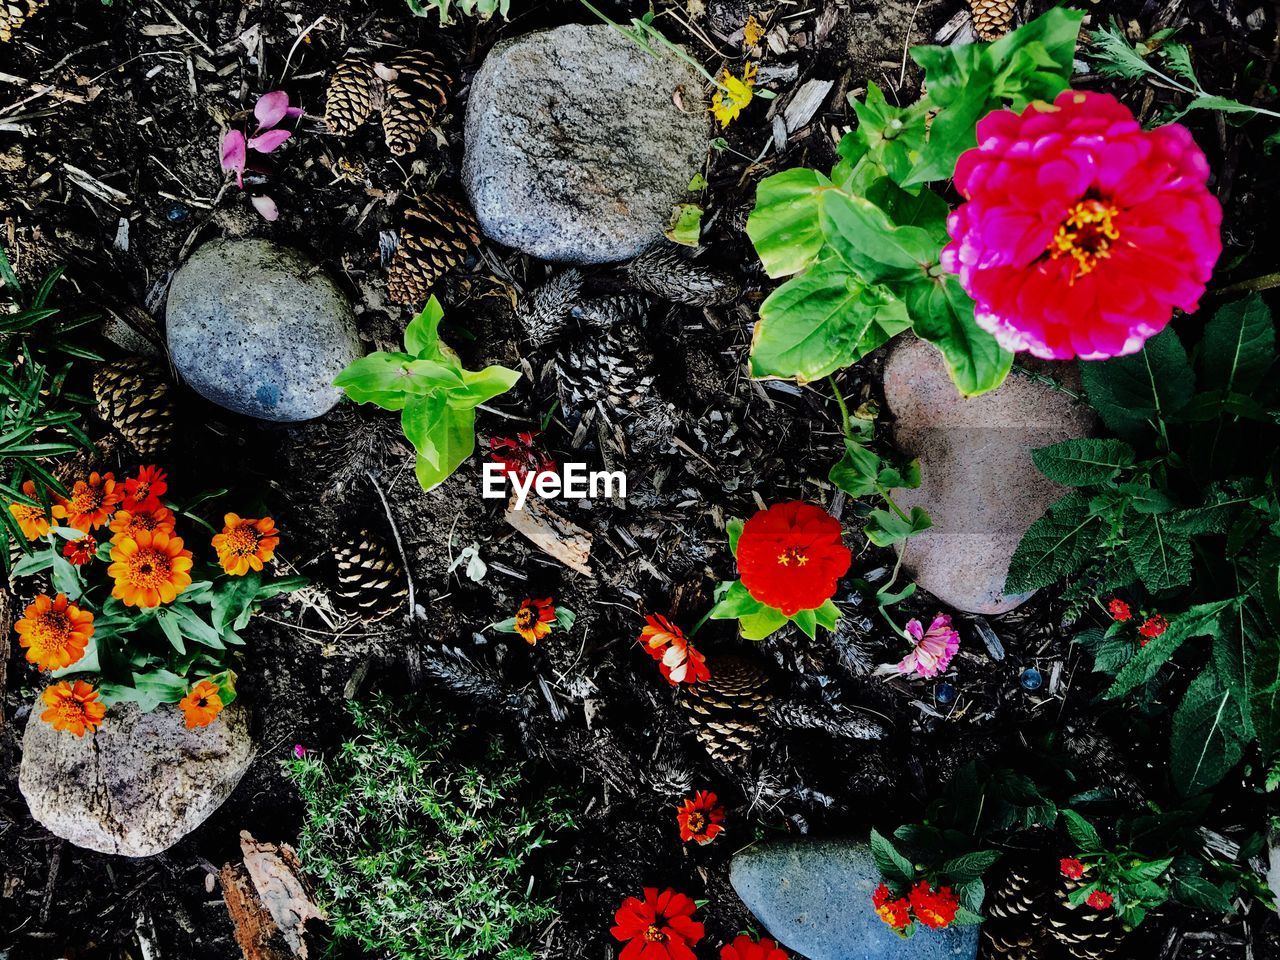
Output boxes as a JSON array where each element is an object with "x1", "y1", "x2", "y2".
[
  {"x1": 9, "y1": 480, "x2": 51, "y2": 540},
  {"x1": 52, "y1": 472, "x2": 120, "y2": 532},
  {"x1": 1086, "y1": 889, "x2": 1113, "y2": 911},
  {"x1": 872, "y1": 883, "x2": 912, "y2": 930},
  {"x1": 211, "y1": 513, "x2": 280, "y2": 576},
  {"x1": 109, "y1": 505, "x2": 177, "y2": 542},
  {"x1": 107, "y1": 528, "x2": 193, "y2": 607},
  {"x1": 62, "y1": 534, "x2": 98, "y2": 566},
  {"x1": 1060, "y1": 858, "x2": 1086, "y2": 880},
  {"x1": 514, "y1": 597, "x2": 556, "y2": 644},
  {"x1": 179, "y1": 679, "x2": 224, "y2": 729},
  {"x1": 15, "y1": 593, "x2": 94, "y2": 671},
  {"x1": 122, "y1": 465, "x2": 168, "y2": 512},
  {"x1": 909, "y1": 880, "x2": 959, "y2": 930},
  {"x1": 40, "y1": 680, "x2": 106, "y2": 736},
  {"x1": 677, "y1": 790, "x2": 726, "y2": 844}
]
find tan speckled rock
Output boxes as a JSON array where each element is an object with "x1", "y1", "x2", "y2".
[
  {"x1": 883, "y1": 339, "x2": 1094, "y2": 614},
  {"x1": 19, "y1": 697, "x2": 253, "y2": 857}
]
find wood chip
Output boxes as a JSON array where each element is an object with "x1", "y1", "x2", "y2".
[
  {"x1": 221, "y1": 831, "x2": 323, "y2": 960},
  {"x1": 783, "y1": 78, "x2": 833, "y2": 133},
  {"x1": 503, "y1": 494, "x2": 593, "y2": 576}
]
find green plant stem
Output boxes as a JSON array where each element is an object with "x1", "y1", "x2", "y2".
[
  {"x1": 829, "y1": 375, "x2": 853, "y2": 439},
  {"x1": 688, "y1": 606, "x2": 714, "y2": 637},
  {"x1": 576, "y1": 0, "x2": 730, "y2": 93}
]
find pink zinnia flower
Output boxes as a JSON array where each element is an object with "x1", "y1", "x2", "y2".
[
  {"x1": 942, "y1": 90, "x2": 1221, "y2": 361},
  {"x1": 895, "y1": 614, "x2": 960, "y2": 678}
]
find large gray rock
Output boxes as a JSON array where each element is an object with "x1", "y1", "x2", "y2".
[
  {"x1": 731, "y1": 838, "x2": 979, "y2": 960},
  {"x1": 463, "y1": 24, "x2": 708, "y2": 264},
  {"x1": 166, "y1": 238, "x2": 359, "y2": 421},
  {"x1": 883, "y1": 340, "x2": 1094, "y2": 615},
  {"x1": 19, "y1": 696, "x2": 253, "y2": 857}
]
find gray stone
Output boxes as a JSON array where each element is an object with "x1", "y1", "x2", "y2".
[
  {"x1": 463, "y1": 24, "x2": 708, "y2": 264},
  {"x1": 730, "y1": 838, "x2": 979, "y2": 960},
  {"x1": 166, "y1": 238, "x2": 359, "y2": 421},
  {"x1": 883, "y1": 339, "x2": 1094, "y2": 615},
  {"x1": 19, "y1": 696, "x2": 253, "y2": 857},
  {"x1": 1268, "y1": 837, "x2": 1280, "y2": 914}
]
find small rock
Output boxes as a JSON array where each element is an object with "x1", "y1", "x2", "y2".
[
  {"x1": 731, "y1": 838, "x2": 979, "y2": 960},
  {"x1": 1268, "y1": 836, "x2": 1280, "y2": 914},
  {"x1": 166, "y1": 238, "x2": 360, "y2": 421},
  {"x1": 883, "y1": 340, "x2": 1094, "y2": 614},
  {"x1": 463, "y1": 24, "x2": 708, "y2": 264},
  {"x1": 19, "y1": 697, "x2": 253, "y2": 857}
]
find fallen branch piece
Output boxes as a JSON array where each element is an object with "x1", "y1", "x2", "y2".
[
  {"x1": 221, "y1": 831, "x2": 323, "y2": 960},
  {"x1": 504, "y1": 494, "x2": 593, "y2": 576}
]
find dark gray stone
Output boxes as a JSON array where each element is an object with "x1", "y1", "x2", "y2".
[
  {"x1": 463, "y1": 24, "x2": 709, "y2": 264},
  {"x1": 730, "y1": 838, "x2": 980, "y2": 960},
  {"x1": 166, "y1": 238, "x2": 360, "y2": 421},
  {"x1": 19, "y1": 697, "x2": 253, "y2": 857}
]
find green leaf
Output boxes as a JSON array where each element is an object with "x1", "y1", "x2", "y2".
[
  {"x1": 906, "y1": 275, "x2": 1013, "y2": 397},
  {"x1": 1105, "y1": 601, "x2": 1231, "y2": 699},
  {"x1": 1032, "y1": 438, "x2": 1136, "y2": 486},
  {"x1": 866, "y1": 506, "x2": 932, "y2": 547},
  {"x1": 821, "y1": 191, "x2": 936, "y2": 285},
  {"x1": 1170, "y1": 669, "x2": 1247, "y2": 795},
  {"x1": 1127, "y1": 514, "x2": 1193, "y2": 591},
  {"x1": 870, "y1": 828, "x2": 915, "y2": 886},
  {"x1": 1248, "y1": 628, "x2": 1280, "y2": 764},
  {"x1": 154, "y1": 608, "x2": 186, "y2": 654},
  {"x1": 1005, "y1": 491, "x2": 1105, "y2": 593},
  {"x1": 333, "y1": 352, "x2": 426, "y2": 409},
  {"x1": 210, "y1": 572, "x2": 264, "y2": 633},
  {"x1": 405, "y1": 400, "x2": 476, "y2": 492},
  {"x1": 746, "y1": 168, "x2": 833, "y2": 277},
  {"x1": 1172, "y1": 875, "x2": 1234, "y2": 914},
  {"x1": 169, "y1": 604, "x2": 226, "y2": 649},
  {"x1": 1061, "y1": 810, "x2": 1103, "y2": 854},
  {"x1": 665, "y1": 203, "x2": 704, "y2": 247},
  {"x1": 738, "y1": 606, "x2": 788, "y2": 641},
  {"x1": 829, "y1": 438, "x2": 882, "y2": 498},
  {"x1": 404, "y1": 296, "x2": 446, "y2": 358},
  {"x1": 846, "y1": 83, "x2": 930, "y2": 184},
  {"x1": 1199, "y1": 293, "x2": 1274, "y2": 396},
  {"x1": 727, "y1": 520, "x2": 744, "y2": 556},
  {"x1": 709, "y1": 580, "x2": 764, "y2": 619},
  {"x1": 938, "y1": 850, "x2": 1002, "y2": 884},
  {"x1": 448, "y1": 364, "x2": 521, "y2": 409},
  {"x1": 1079, "y1": 328, "x2": 1195, "y2": 440}
]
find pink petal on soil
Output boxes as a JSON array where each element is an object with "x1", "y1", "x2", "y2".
[
  {"x1": 247, "y1": 128, "x2": 291, "y2": 153},
  {"x1": 250, "y1": 194, "x2": 280, "y2": 221},
  {"x1": 220, "y1": 129, "x2": 246, "y2": 182},
  {"x1": 254, "y1": 90, "x2": 291, "y2": 130}
]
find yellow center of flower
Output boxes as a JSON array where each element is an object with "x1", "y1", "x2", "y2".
[
  {"x1": 49, "y1": 695, "x2": 88, "y2": 725},
  {"x1": 686, "y1": 811, "x2": 706, "y2": 833},
  {"x1": 644, "y1": 926, "x2": 665, "y2": 943},
  {"x1": 14, "y1": 503, "x2": 41, "y2": 522},
  {"x1": 28, "y1": 610, "x2": 74, "y2": 653},
  {"x1": 124, "y1": 547, "x2": 173, "y2": 587},
  {"x1": 70, "y1": 486, "x2": 104, "y2": 515},
  {"x1": 221, "y1": 524, "x2": 261, "y2": 557},
  {"x1": 777, "y1": 546, "x2": 809, "y2": 567},
  {"x1": 515, "y1": 607, "x2": 536, "y2": 629},
  {"x1": 1050, "y1": 198, "x2": 1121, "y2": 280}
]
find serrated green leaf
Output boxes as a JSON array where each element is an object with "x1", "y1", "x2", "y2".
[
  {"x1": 870, "y1": 828, "x2": 915, "y2": 886},
  {"x1": 1079, "y1": 328, "x2": 1195, "y2": 440},
  {"x1": 1006, "y1": 491, "x2": 1105, "y2": 593},
  {"x1": 1105, "y1": 600, "x2": 1230, "y2": 700},
  {"x1": 1200, "y1": 294, "x2": 1274, "y2": 395},
  {"x1": 1032, "y1": 438, "x2": 1135, "y2": 485},
  {"x1": 1127, "y1": 513, "x2": 1193, "y2": 591},
  {"x1": 1062, "y1": 810, "x2": 1103, "y2": 853},
  {"x1": 1170, "y1": 669, "x2": 1247, "y2": 795}
]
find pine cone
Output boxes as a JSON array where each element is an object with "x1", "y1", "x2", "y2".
[
  {"x1": 982, "y1": 859, "x2": 1053, "y2": 959},
  {"x1": 626, "y1": 246, "x2": 741, "y2": 307},
  {"x1": 570, "y1": 293, "x2": 650, "y2": 331},
  {"x1": 678, "y1": 655, "x2": 773, "y2": 764},
  {"x1": 1, "y1": 0, "x2": 42, "y2": 43},
  {"x1": 387, "y1": 197, "x2": 480, "y2": 305},
  {"x1": 515, "y1": 269, "x2": 584, "y2": 348},
  {"x1": 325, "y1": 56, "x2": 382, "y2": 135},
  {"x1": 333, "y1": 531, "x2": 408, "y2": 622},
  {"x1": 92, "y1": 357, "x2": 175, "y2": 459},
  {"x1": 968, "y1": 0, "x2": 1015, "y2": 41},
  {"x1": 1048, "y1": 881, "x2": 1124, "y2": 959},
  {"x1": 380, "y1": 50, "x2": 453, "y2": 156}
]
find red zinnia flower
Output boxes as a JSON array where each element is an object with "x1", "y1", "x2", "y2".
[
  {"x1": 720, "y1": 934, "x2": 790, "y2": 960},
  {"x1": 943, "y1": 91, "x2": 1221, "y2": 360},
  {"x1": 640, "y1": 615, "x2": 710, "y2": 685},
  {"x1": 490, "y1": 431, "x2": 556, "y2": 482},
  {"x1": 872, "y1": 883, "x2": 912, "y2": 930},
  {"x1": 1059, "y1": 858, "x2": 1086, "y2": 880},
  {"x1": 1107, "y1": 598, "x2": 1131, "y2": 622},
  {"x1": 514, "y1": 597, "x2": 556, "y2": 645},
  {"x1": 122, "y1": 465, "x2": 168, "y2": 512},
  {"x1": 676, "y1": 791, "x2": 725, "y2": 844},
  {"x1": 736, "y1": 501, "x2": 850, "y2": 616},
  {"x1": 63, "y1": 534, "x2": 97, "y2": 566},
  {"x1": 908, "y1": 880, "x2": 959, "y2": 930},
  {"x1": 1086, "y1": 890, "x2": 1113, "y2": 911},
  {"x1": 1138, "y1": 615, "x2": 1168, "y2": 640},
  {"x1": 611, "y1": 887, "x2": 704, "y2": 960}
]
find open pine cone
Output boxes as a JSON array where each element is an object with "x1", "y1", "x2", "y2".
[
  {"x1": 324, "y1": 49, "x2": 453, "y2": 156},
  {"x1": 968, "y1": 0, "x2": 1015, "y2": 40},
  {"x1": 333, "y1": 531, "x2": 409, "y2": 622},
  {"x1": 386, "y1": 196, "x2": 480, "y2": 305},
  {"x1": 678, "y1": 655, "x2": 773, "y2": 764},
  {"x1": 92, "y1": 357, "x2": 176, "y2": 459}
]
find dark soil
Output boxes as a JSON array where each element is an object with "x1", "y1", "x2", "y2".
[{"x1": 2, "y1": 0, "x2": 1280, "y2": 958}]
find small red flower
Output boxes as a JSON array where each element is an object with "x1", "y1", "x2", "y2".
[
  {"x1": 1086, "y1": 890, "x2": 1113, "y2": 911},
  {"x1": 1107, "y1": 598, "x2": 1131, "y2": 622},
  {"x1": 62, "y1": 535, "x2": 97, "y2": 566},
  {"x1": 514, "y1": 597, "x2": 556, "y2": 645},
  {"x1": 872, "y1": 883, "x2": 912, "y2": 930},
  {"x1": 640, "y1": 615, "x2": 710, "y2": 685},
  {"x1": 720, "y1": 934, "x2": 790, "y2": 960},
  {"x1": 490, "y1": 431, "x2": 556, "y2": 482},
  {"x1": 1059, "y1": 858, "x2": 1086, "y2": 880},
  {"x1": 1138, "y1": 615, "x2": 1168, "y2": 641},
  {"x1": 736, "y1": 501, "x2": 850, "y2": 616},
  {"x1": 611, "y1": 887, "x2": 704, "y2": 960},
  {"x1": 677, "y1": 791, "x2": 725, "y2": 845},
  {"x1": 909, "y1": 880, "x2": 959, "y2": 930},
  {"x1": 122, "y1": 465, "x2": 168, "y2": 512}
]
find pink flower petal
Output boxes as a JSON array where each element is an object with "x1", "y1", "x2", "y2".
[
  {"x1": 247, "y1": 128, "x2": 291, "y2": 153},
  {"x1": 283, "y1": 105, "x2": 305, "y2": 120},
  {"x1": 250, "y1": 194, "x2": 279, "y2": 221},
  {"x1": 220, "y1": 129, "x2": 246, "y2": 176},
  {"x1": 254, "y1": 90, "x2": 290, "y2": 130}
]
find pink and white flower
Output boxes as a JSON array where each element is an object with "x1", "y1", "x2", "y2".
[{"x1": 889, "y1": 614, "x2": 960, "y2": 678}]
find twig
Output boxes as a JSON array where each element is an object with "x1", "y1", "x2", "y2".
[
  {"x1": 365, "y1": 470, "x2": 416, "y2": 621},
  {"x1": 150, "y1": 0, "x2": 216, "y2": 57},
  {"x1": 277, "y1": 14, "x2": 328, "y2": 86}
]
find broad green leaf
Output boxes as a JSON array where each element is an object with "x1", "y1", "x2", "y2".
[
  {"x1": 821, "y1": 191, "x2": 936, "y2": 284},
  {"x1": 847, "y1": 83, "x2": 929, "y2": 184},
  {"x1": 1079, "y1": 328, "x2": 1195, "y2": 441},
  {"x1": 865, "y1": 506, "x2": 932, "y2": 547},
  {"x1": 1172, "y1": 875, "x2": 1234, "y2": 914},
  {"x1": 829, "y1": 438, "x2": 882, "y2": 498},
  {"x1": 404, "y1": 295, "x2": 446, "y2": 358},
  {"x1": 738, "y1": 606, "x2": 788, "y2": 641},
  {"x1": 1249, "y1": 627, "x2": 1280, "y2": 763},
  {"x1": 903, "y1": 45, "x2": 995, "y2": 185},
  {"x1": 906, "y1": 275, "x2": 1013, "y2": 397},
  {"x1": 709, "y1": 580, "x2": 764, "y2": 619},
  {"x1": 1105, "y1": 600, "x2": 1231, "y2": 699},
  {"x1": 155, "y1": 608, "x2": 186, "y2": 654},
  {"x1": 746, "y1": 168, "x2": 833, "y2": 277},
  {"x1": 1127, "y1": 514, "x2": 1193, "y2": 591},
  {"x1": 1061, "y1": 810, "x2": 1103, "y2": 853},
  {"x1": 870, "y1": 828, "x2": 915, "y2": 886},
  {"x1": 791, "y1": 607, "x2": 819, "y2": 639},
  {"x1": 1199, "y1": 293, "x2": 1274, "y2": 395},
  {"x1": 333, "y1": 352, "x2": 422, "y2": 409},
  {"x1": 408, "y1": 403, "x2": 476, "y2": 491},
  {"x1": 170, "y1": 604, "x2": 226, "y2": 649},
  {"x1": 1170, "y1": 669, "x2": 1247, "y2": 795},
  {"x1": 448, "y1": 364, "x2": 521, "y2": 409},
  {"x1": 727, "y1": 520, "x2": 745, "y2": 556},
  {"x1": 938, "y1": 850, "x2": 1002, "y2": 885},
  {"x1": 665, "y1": 203, "x2": 704, "y2": 247},
  {"x1": 989, "y1": 8, "x2": 1085, "y2": 104},
  {"x1": 1005, "y1": 491, "x2": 1104, "y2": 593},
  {"x1": 1032, "y1": 438, "x2": 1135, "y2": 486}
]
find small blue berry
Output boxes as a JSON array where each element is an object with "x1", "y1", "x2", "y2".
[
  {"x1": 935, "y1": 682, "x2": 956, "y2": 705},
  {"x1": 1019, "y1": 667, "x2": 1043, "y2": 691},
  {"x1": 165, "y1": 204, "x2": 189, "y2": 224}
]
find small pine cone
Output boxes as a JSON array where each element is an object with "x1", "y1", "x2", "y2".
[
  {"x1": 515, "y1": 269, "x2": 584, "y2": 348},
  {"x1": 570, "y1": 293, "x2": 651, "y2": 331},
  {"x1": 678, "y1": 655, "x2": 773, "y2": 765},
  {"x1": 968, "y1": 0, "x2": 1015, "y2": 41},
  {"x1": 554, "y1": 322, "x2": 656, "y2": 423},
  {"x1": 92, "y1": 357, "x2": 175, "y2": 459},
  {"x1": 333, "y1": 531, "x2": 408, "y2": 622},
  {"x1": 387, "y1": 196, "x2": 480, "y2": 305},
  {"x1": 1048, "y1": 880, "x2": 1125, "y2": 959},
  {"x1": 325, "y1": 56, "x2": 382, "y2": 135},
  {"x1": 1, "y1": 0, "x2": 42, "y2": 43},
  {"x1": 626, "y1": 245, "x2": 740, "y2": 307},
  {"x1": 380, "y1": 50, "x2": 453, "y2": 155}
]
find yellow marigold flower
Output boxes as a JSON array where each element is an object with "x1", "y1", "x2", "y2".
[
  {"x1": 52, "y1": 471, "x2": 120, "y2": 533},
  {"x1": 179, "y1": 679, "x2": 224, "y2": 729},
  {"x1": 743, "y1": 14, "x2": 764, "y2": 47},
  {"x1": 109, "y1": 505, "x2": 176, "y2": 543},
  {"x1": 9, "y1": 480, "x2": 51, "y2": 540},
  {"x1": 711, "y1": 62, "x2": 758, "y2": 128},
  {"x1": 211, "y1": 513, "x2": 279, "y2": 576},
  {"x1": 108, "y1": 528, "x2": 193, "y2": 608},
  {"x1": 15, "y1": 593, "x2": 94, "y2": 671},
  {"x1": 40, "y1": 680, "x2": 106, "y2": 737}
]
